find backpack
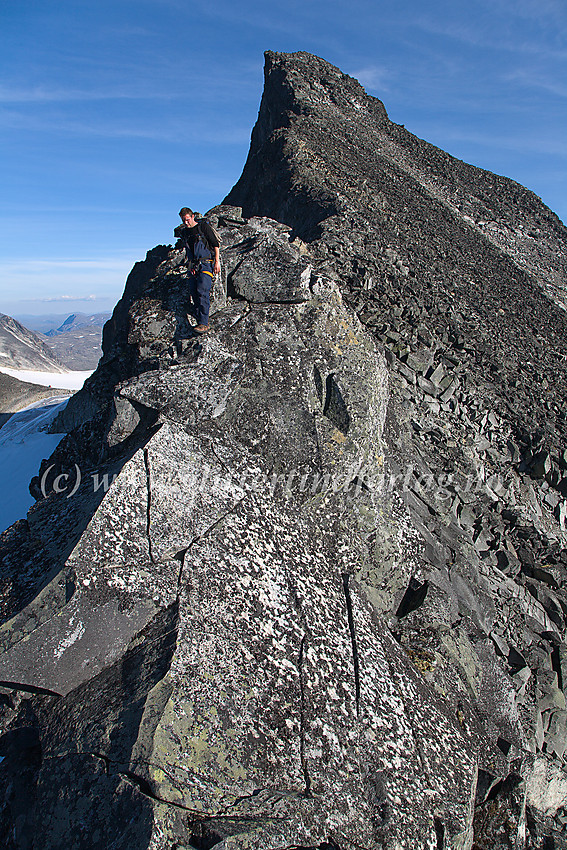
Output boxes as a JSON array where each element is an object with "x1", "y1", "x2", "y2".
[
  {"x1": 201, "y1": 218, "x2": 221, "y2": 248},
  {"x1": 193, "y1": 220, "x2": 221, "y2": 260}
]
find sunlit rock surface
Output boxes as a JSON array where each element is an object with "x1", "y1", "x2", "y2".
[{"x1": 1, "y1": 51, "x2": 567, "y2": 850}]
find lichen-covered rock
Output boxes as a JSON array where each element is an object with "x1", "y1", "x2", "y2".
[
  {"x1": 2, "y1": 51, "x2": 567, "y2": 849},
  {"x1": 225, "y1": 51, "x2": 567, "y2": 846},
  {"x1": 228, "y1": 222, "x2": 312, "y2": 302},
  {"x1": 0, "y1": 221, "x2": 477, "y2": 848}
]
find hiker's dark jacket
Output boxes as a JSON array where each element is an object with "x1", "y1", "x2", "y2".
[{"x1": 176, "y1": 221, "x2": 220, "y2": 262}]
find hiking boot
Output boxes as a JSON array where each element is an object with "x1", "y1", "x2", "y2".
[{"x1": 193, "y1": 324, "x2": 210, "y2": 334}]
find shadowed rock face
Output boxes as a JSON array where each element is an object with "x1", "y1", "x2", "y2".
[
  {"x1": 1, "y1": 52, "x2": 567, "y2": 849},
  {"x1": 226, "y1": 51, "x2": 567, "y2": 456}
]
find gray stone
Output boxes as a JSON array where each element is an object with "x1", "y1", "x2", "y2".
[
  {"x1": 555, "y1": 500, "x2": 567, "y2": 529},
  {"x1": 106, "y1": 394, "x2": 141, "y2": 447},
  {"x1": 405, "y1": 350, "x2": 432, "y2": 374},
  {"x1": 439, "y1": 379, "x2": 458, "y2": 403},
  {"x1": 396, "y1": 360, "x2": 417, "y2": 384},
  {"x1": 428, "y1": 362, "x2": 447, "y2": 387},
  {"x1": 531, "y1": 451, "x2": 552, "y2": 479},
  {"x1": 229, "y1": 227, "x2": 312, "y2": 303},
  {"x1": 2, "y1": 48, "x2": 567, "y2": 850},
  {"x1": 417, "y1": 375, "x2": 439, "y2": 396}
]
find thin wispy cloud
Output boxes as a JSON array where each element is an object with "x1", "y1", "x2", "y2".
[
  {"x1": 350, "y1": 66, "x2": 393, "y2": 93},
  {"x1": 504, "y1": 69, "x2": 567, "y2": 98},
  {"x1": 200, "y1": 1, "x2": 319, "y2": 39},
  {"x1": 0, "y1": 60, "x2": 260, "y2": 107},
  {"x1": 0, "y1": 259, "x2": 133, "y2": 271},
  {"x1": 24, "y1": 294, "x2": 101, "y2": 303},
  {"x1": 411, "y1": 13, "x2": 567, "y2": 59},
  {"x1": 0, "y1": 107, "x2": 251, "y2": 144},
  {"x1": 425, "y1": 127, "x2": 567, "y2": 157},
  {"x1": 0, "y1": 84, "x2": 176, "y2": 103},
  {"x1": 0, "y1": 258, "x2": 133, "y2": 308},
  {"x1": 489, "y1": 0, "x2": 566, "y2": 25}
]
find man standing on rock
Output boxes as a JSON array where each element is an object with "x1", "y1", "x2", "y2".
[{"x1": 175, "y1": 207, "x2": 221, "y2": 334}]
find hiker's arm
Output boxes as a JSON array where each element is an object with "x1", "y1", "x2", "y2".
[{"x1": 213, "y1": 246, "x2": 220, "y2": 275}]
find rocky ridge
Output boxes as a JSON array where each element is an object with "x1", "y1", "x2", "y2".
[
  {"x1": 226, "y1": 52, "x2": 567, "y2": 844},
  {"x1": 0, "y1": 372, "x2": 72, "y2": 430},
  {"x1": 0, "y1": 51, "x2": 566, "y2": 849},
  {"x1": 0, "y1": 314, "x2": 68, "y2": 373}
]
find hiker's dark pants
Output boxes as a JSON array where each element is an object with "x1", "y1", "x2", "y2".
[{"x1": 188, "y1": 261, "x2": 213, "y2": 326}]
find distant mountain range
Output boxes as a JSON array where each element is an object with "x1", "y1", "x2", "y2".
[
  {"x1": 14, "y1": 311, "x2": 111, "y2": 335},
  {"x1": 40, "y1": 313, "x2": 110, "y2": 370},
  {"x1": 7, "y1": 311, "x2": 110, "y2": 370},
  {"x1": 0, "y1": 313, "x2": 68, "y2": 372},
  {"x1": 43, "y1": 311, "x2": 111, "y2": 337}
]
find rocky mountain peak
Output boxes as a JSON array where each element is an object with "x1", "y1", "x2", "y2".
[
  {"x1": 227, "y1": 52, "x2": 567, "y2": 455},
  {"x1": 257, "y1": 50, "x2": 388, "y2": 138},
  {"x1": 1, "y1": 52, "x2": 567, "y2": 850}
]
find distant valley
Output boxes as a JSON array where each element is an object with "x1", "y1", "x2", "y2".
[
  {"x1": 17, "y1": 311, "x2": 110, "y2": 370},
  {"x1": 0, "y1": 313, "x2": 68, "y2": 372},
  {"x1": 0, "y1": 311, "x2": 106, "y2": 426}
]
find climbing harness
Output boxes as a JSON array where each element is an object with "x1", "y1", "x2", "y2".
[{"x1": 189, "y1": 260, "x2": 214, "y2": 278}]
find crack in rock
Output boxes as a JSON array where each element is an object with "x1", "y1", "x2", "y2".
[
  {"x1": 143, "y1": 447, "x2": 156, "y2": 565},
  {"x1": 298, "y1": 635, "x2": 312, "y2": 797},
  {"x1": 0, "y1": 680, "x2": 62, "y2": 698},
  {"x1": 341, "y1": 573, "x2": 361, "y2": 717}
]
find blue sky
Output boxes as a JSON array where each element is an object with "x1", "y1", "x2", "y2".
[{"x1": 1, "y1": 0, "x2": 566, "y2": 318}]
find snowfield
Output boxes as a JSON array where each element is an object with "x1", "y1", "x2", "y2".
[
  {"x1": 0, "y1": 367, "x2": 93, "y2": 391},
  {"x1": 0, "y1": 395, "x2": 70, "y2": 533},
  {"x1": 0, "y1": 370, "x2": 93, "y2": 532}
]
